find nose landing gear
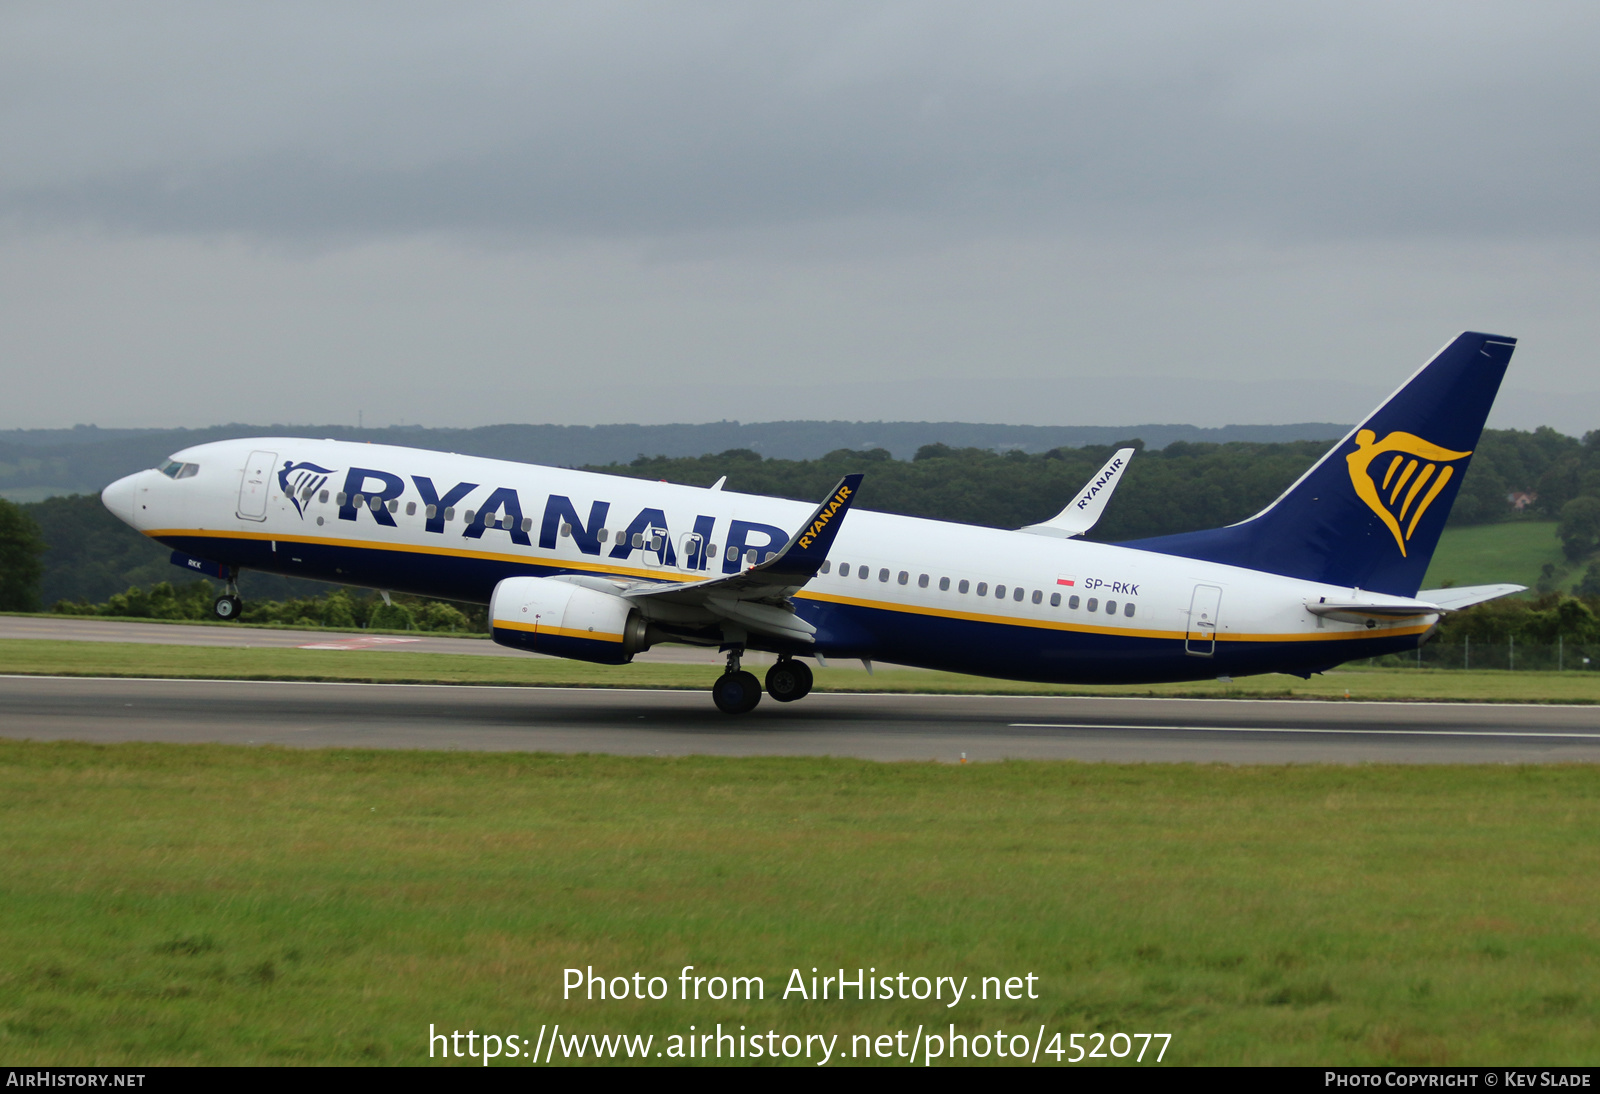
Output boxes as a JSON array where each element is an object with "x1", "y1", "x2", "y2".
[{"x1": 212, "y1": 569, "x2": 243, "y2": 621}]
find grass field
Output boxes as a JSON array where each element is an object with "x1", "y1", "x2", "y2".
[
  {"x1": 4, "y1": 638, "x2": 1600, "y2": 704},
  {"x1": 1, "y1": 741, "x2": 1596, "y2": 1066},
  {"x1": 1424, "y1": 521, "x2": 1569, "y2": 592}
]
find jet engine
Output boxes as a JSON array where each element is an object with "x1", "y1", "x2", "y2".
[{"x1": 489, "y1": 576, "x2": 651, "y2": 665}]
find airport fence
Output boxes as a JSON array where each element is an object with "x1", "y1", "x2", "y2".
[{"x1": 1365, "y1": 639, "x2": 1600, "y2": 672}]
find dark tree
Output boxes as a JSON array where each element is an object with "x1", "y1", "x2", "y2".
[{"x1": 0, "y1": 498, "x2": 47, "y2": 611}]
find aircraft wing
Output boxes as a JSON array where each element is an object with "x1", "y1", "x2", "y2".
[
  {"x1": 622, "y1": 473, "x2": 864, "y2": 643},
  {"x1": 1019, "y1": 447, "x2": 1135, "y2": 538}
]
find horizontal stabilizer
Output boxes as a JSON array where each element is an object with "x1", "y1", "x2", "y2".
[
  {"x1": 1021, "y1": 448, "x2": 1134, "y2": 539},
  {"x1": 1415, "y1": 583, "x2": 1526, "y2": 610},
  {"x1": 1306, "y1": 596, "x2": 1442, "y2": 621},
  {"x1": 1304, "y1": 582, "x2": 1524, "y2": 624}
]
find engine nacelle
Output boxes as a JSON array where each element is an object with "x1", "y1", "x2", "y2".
[{"x1": 489, "y1": 576, "x2": 650, "y2": 665}]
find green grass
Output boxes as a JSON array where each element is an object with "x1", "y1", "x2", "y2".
[
  {"x1": 1425, "y1": 521, "x2": 1569, "y2": 592},
  {"x1": 0, "y1": 741, "x2": 1596, "y2": 1065},
  {"x1": 4, "y1": 638, "x2": 1600, "y2": 703}
]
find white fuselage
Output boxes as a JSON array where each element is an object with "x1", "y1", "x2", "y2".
[{"x1": 102, "y1": 438, "x2": 1436, "y2": 683}]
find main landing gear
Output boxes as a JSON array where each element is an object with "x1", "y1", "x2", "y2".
[
  {"x1": 712, "y1": 649, "x2": 814, "y2": 714},
  {"x1": 764, "y1": 656, "x2": 813, "y2": 703},
  {"x1": 212, "y1": 572, "x2": 243, "y2": 621}
]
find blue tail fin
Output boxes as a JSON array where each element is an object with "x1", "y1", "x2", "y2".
[{"x1": 1123, "y1": 332, "x2": 1517, "y2": 596}]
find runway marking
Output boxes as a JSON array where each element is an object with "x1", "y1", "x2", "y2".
[
  {"x1": 1010, "y1": 723, "x2": 1600, "y2": 740},
  {"x1": 295, "y1": 636, "x2": 422, "y2": 650}
]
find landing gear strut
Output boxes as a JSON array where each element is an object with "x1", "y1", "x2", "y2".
[
  {"x1": 712, "y1": 646, "x2": 762, "y2": 714},
  {"x1": 213, "y1": 570, "x2": 242, "y2": 621},
  {"x1": 765, "y1": 656, "x2": 813, "y2": 703}
]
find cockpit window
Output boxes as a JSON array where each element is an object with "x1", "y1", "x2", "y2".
[{"x1": 158, "y1": 459, "x2": 199, "y2": 479}]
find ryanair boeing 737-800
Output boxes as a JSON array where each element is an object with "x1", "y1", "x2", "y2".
[{"x1": 101, "y1": 332, "x2": 1524, "y2": 713}]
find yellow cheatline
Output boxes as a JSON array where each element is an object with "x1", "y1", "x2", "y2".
[
  {"x1": 491, "y1": 619, "x2": 625, "y2": 643},
  {"x1": 149, "y1": 531, "x2": 1432, "y2": 647},
  {"x1": 144, "y1": 528, "x2": 674, "y2": 582},
  {"x1": 797, "y1": 590, "x2": 1431, "y2": 644}
]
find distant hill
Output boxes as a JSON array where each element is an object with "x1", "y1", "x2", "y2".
[{"x1": 0, "y1": 419, "x2": 1349, "y2": 500}]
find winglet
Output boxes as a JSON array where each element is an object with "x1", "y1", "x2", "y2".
[
  {"x1": 760, "y1": 473, "x2": 864, "y2": 579},
  {"x1": 1020, "y1": 447, "x2": 1135, "y2": 539}
]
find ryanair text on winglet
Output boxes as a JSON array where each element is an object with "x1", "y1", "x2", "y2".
[
  {"x1": 1073, "y1": 457, "x2": 1125, "y2": 512},
  {"x1": 796, "y1": 484, "x2": 853, "y2": 551}
]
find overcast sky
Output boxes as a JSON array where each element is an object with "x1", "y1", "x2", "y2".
[{"x1": 3, "y1": 2, "x2": 1598, "y2": 432}]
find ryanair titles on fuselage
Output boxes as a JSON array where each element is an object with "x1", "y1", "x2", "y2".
[{"x1": 327, "y1": 463, "x2": 783, "y2": 574}]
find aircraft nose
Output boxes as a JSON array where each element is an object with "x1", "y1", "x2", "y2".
[{"x1": 101, "y1": 473, "x2": 141, "y2": 526}]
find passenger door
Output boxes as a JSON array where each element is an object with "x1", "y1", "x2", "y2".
[{"x1": 236, "y1": 450, "x2": 277, "y2": 522}]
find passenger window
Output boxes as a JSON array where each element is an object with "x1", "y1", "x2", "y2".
[
  {"x1": 336, "y1": 492, "x2": 348, "y2": 506},
  {"x1": 319, "y1": 490, "x2": 329, "y2": 503},
  {"x1": 597, "y1": 528, "x2": 609, "y2": 543},
  {"x1": 958, "y1": 579, "x2": 969, "y2": 594},
  {"x1": 1050, "y1": 592, "x2": 1061, "y2": 607},
  {"x1": 1069, "y1": 595, "x2": 1080, "y2": 609},
  {"x1": 1087, "y1": 598, "x2": 1098, "y2": 612},
  {"x1": 633, "y1": 533, "x2": 645, "y2": 548},
  {"x1": 747, "y1": 549, "x2": 759, "y2": 564},
  {"x1": 976, "y1": 582, "x2": 988, "y2": 596},
  {"x1": 839, "y1": 563, "x2": 850, "y2": 577},
  {"x1": 387, "y1": 499, "x2": 398, "y2": 513},
  {"x1": 918, "y1": 574, "x2": 929, "y2": 588},
  {"x1": 995, "y1": 584, "x2": 1006, "y2": 598},
  {"x1": 301, "y1": 486, "x2": 313, "y2": 500},
  {"x1": 1124, "y1": 602, "x2": 1136, "y2": 618},
  {"x1": 443, "y1": 507, "x2": 455, "y2": 522},
  {"x1": 1014, "y1": 587, "x2": 1025, "y2": 602},
  {"x1": 939, "y1": 576, "x2": 950, "y2": 591},
  {"x1": 370, "y1": 497, "x2": 382, "y2": 512},
  {"x1": 859, "y1": 566, "x2": 869, "y2": 580},
  {"x1": 765, "y1": 552, "x2": 776, "y2": 563},
  {"x1": 464, "y1": 509, "x2": 476, "y2": 524},
  {"x1": 351, "y1": 493, "x2": 363, "y2": 507},
  {"x1": 521, "y1": 517, "x2": 533, "y2": 533},
  {"x1": 560, "y1": 523, "x2": 572, "y2": 537},
  {"x1": 879, "y1": 568, "x2": 890, "y2": 582},
  {"x1": 1106, "y1": 600, "x2": 1116, "y2": 614},
  {"x1": 406, "y1": 501, "x2": 416, "y2": 516},
  {"x1": 821, "y1": 561, "x2": 832, "y2": 574},
  {"x1": 425, "y1": 504, "x2": 437, "y2": 519},
  {"x1": 707, "y1": 543, "x2": 717, "y2": 558},
  {"x1": 898, "y1": 571, "x2": 909, "y2": 585},
  {"x1": 1031, "y1": 589, "x2": 1042, "y2": 604}
]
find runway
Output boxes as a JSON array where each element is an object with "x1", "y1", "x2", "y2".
[
  {"x1": 3, "y1": 674, "x2": 1597, "y2": 763},
  {"x1": 0, "y1": 614, "x2": 766, "y2": 665}
]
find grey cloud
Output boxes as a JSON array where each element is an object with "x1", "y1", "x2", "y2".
[{"x1": 4, "y1": 2, "x2": 1600, "y2": 243}]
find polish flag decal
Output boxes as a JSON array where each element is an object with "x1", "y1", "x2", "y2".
[{"x1": 1056, "y1": 575, "x2": 1076, "y2": 587}]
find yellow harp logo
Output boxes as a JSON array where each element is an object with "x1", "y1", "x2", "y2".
[{"x1": 1345, "y1": 429, "x2": 1472, "y2": 557}]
